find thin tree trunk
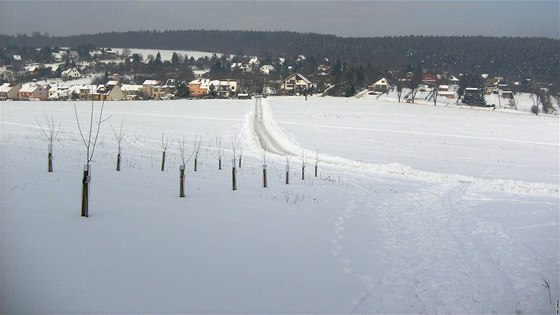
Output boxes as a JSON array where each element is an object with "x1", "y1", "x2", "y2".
[
  {"x1": 81, "y1": 165, "x2": 90, "y2": 217},
  {"x1": 48, "y1": 144, "x2": 53, "y2": 172},
  {"x1": 314, "y1": 164, "x2": 318, "y2": 177},
  {"x1": 238, "y1": 155, "x2": 242, "y2": 168},
  {"x1": 285, "y1": 167, "x2": 289, "y2": 185},
  {"x1": 302, "y1": 165, "x2": 305, "y2": 180},
  {"x1": 218, "y1": 157, "x2": 222, "y2": 170},
  {"x1": 263, "y1": 165, "x2": 267, "y2": 188},
  {"x1": 116, "y1": 147, "x2": 121, "y2": 171},
  {"x1": 232, "y1": 165, "x2": 237, "y2": 191},
  {"x1": 161, "y1": 151, "x2": 166, "y2": 171},
  {"x1": 194, "y1": 158, "x2": 198, "y2": 172},
  {"x1": 179, "y1": 165, "x2": 185, "y2": 198}
]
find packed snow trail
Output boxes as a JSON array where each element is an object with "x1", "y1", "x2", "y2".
[{"x1": 249, "y1": 97, "x2": 558, "y2": 197}]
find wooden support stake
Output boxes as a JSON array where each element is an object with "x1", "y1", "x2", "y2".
[
  {"x1": 161, "y1": 151, "x2": 166, "y2": 171},
  {"x1": 302, "y1": 165, "x2": 305, "y2": 180},
  {"x1": 48, "y1": 144, "x2": 53, "y2": 172},
  {"x1": 179, "y1": 165, "x2": 185, "y2": 198},
  {"x1": 116, "y1": 147, "x2": 121, "y2": 171},
  {"x1": 232, "y1": 167, "x2": 237, "y2": 191},
  {"x1": 263, "y1": 165, "x2": 267, "y2": 188},
  {"x1": 315, "y1": 164, "x2": 318, "y2": 177},
  {"x1": 81, "y1": 165, "x2": 90, "y2": 217}
]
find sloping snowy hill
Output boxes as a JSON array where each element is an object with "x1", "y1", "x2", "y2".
[{"x1": 1, "y1": 97, "x2": 558, "y2": 314}]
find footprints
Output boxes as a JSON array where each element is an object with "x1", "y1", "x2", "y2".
[{"x1": 330, "y1": 200, "x2": 356, "y2": 274}]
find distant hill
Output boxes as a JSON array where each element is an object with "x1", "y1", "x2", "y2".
[{"x1": 1, "y1": 30, "x2": 558, "y2": 82}]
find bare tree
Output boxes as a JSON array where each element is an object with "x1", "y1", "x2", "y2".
[
  {"x1": 110, "y1": 115, "x2": 125, "y2": 171},
  {"x1": 74, "y1": 100, "x2": 109, "y2": 217},
  {"x1": 36, "y1": 112, "x2": 61, "y2": 172},
  {"x1": 193, "y1": 133, "x2": 202, "y2": 172},
  {"x1": 160, "y1": 133, "x2": 173, "y2": 171},
  {"x1": 231, "y1": 134, "x2": 240, "y2": 190}
]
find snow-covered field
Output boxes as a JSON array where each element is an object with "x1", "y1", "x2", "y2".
[{"x1": 1, "y1": 96, "x2": 558, "y2": 314}]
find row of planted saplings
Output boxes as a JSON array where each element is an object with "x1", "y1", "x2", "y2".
[{"x1": 37, "y1": 101, "x2": 321, "y2": 218}]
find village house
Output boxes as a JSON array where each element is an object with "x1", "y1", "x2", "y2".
[
  {"x1": 121, "y1": 84, "x2": 144, "y2": 100},
  {"x1": 281, "y1": 73, "x2": 313, "y2": 94},
  {"x1": 18, "y1": 83, "x2": 49, "y2": 101},
  {"x1": 248, "y1": 57, "x2": 260, "y2": 66},
  {"x1": 437, "y1": 85, "x2": 455, "y2": 99},
  {"x1": 368, "y1": 78, "x2": 390, "y2": 93},
  {"x1": 0, "y1": 82, "x2": 22, "y2": 101},
  {"x1": 188, "y1": 79, "x2": 208, "y2": 97},
  {"x1": 142, "y1": 80, "x2": 160, "y2": 99},
  {"x1": 421, "y1": 74, "x2": 437, "y2": 87},
  {"x1": 217, "y1": 79, "x2": 237, "y2": 98},
  {"x1": 61, "y1": 67, "x2": 82, "y2": 81},
  {"x1": 259, "y1": 65, "x2": 275, "y2": 75},
  {"x1": 48, "y1": 84, "x2": 71, "y2": 101},
  {"x1": 96, "y1": 81, "x2": 124, "y2": 101}
]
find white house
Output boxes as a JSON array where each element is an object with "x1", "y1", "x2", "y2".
[
  {"x1": 281, "y1": 73, "x2": 313, "y2": 94},
  {"x1": 61, "y1": 67, "x2": 82, "y2": 80},
  {"x1": 368, "y1": 78, "x2": 390, "y2": 93},
  {"x1": 217, "y1": 79, "x2": 237, "y2": 98},
  {"x1": 260, "y1": 65, "x2": 275, "y2": 75},
  {"x1": 248, "y1": 57, "x2": 260, "y2": 66},
  {"x1": 0, "y1": 82, "x2": 22, "y2": 100}
]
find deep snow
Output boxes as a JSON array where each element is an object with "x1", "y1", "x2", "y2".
[{"x1": 1, "y1": 96, "x2": 558, "y2": 314}]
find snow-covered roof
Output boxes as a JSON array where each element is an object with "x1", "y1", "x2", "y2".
[
  {"x1": 121, "y1": 84, "x2": 143, "y2": 92},
  {"x1": 13, "y1": 55, "x2": 21, "y2": 61},
  {"x1": 19, "y1": 83, "x2": 38, "y2": 93},
  {"x1": 374, "y1": 78, "x2": 389, "y2": 86},
  {"x1": 106, "y1": 80, "x2": 119, "y2": 86},
  {"x1": 248, "y1": 57, "x2": 259, "y2": 64},
  {"x1": 0, "y1": 83, "x2": 14, "y2": 93},
  {"x1": 143, "y1": 80, "x2": 160, "y2": 86}
]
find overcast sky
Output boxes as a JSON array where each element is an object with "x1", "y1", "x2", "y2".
[{"x1": 0, "y1": 0, "x2": 558, "y2": 38}]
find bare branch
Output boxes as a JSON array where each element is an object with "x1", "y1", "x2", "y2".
[
  {"x1": 88, "y1": 100, "x2": 107, "y2": 163},
  {"x1": 74, "y1": 103, "x2": 89, "y2": 148},
  {"x1": 161, "y1": 133, "x2": 173, "y2": 151}
]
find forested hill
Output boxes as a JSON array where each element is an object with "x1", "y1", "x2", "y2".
[{"x1": 1, "y1": 30, "x2": 558, "y2": 82}]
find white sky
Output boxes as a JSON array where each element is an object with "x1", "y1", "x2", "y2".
[{"x1": 0, "y1": 1, "x2": 558, "y2": 38}]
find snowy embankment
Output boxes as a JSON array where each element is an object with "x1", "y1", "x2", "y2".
[{"x1": 1, "y1": 98, "x2": 558, "y2": 314}]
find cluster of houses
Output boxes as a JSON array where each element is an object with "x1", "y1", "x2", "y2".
[
  {"x1": 0, "y1": 72, "x2": 316, "y2": 101},
  {"x1": 367, "y1": 73, "x2": 515, "y2": 101}
]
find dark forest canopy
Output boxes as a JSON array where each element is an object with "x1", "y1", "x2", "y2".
[{"x1": 1, "y1": 30, "x2": 558, "y2": 82}]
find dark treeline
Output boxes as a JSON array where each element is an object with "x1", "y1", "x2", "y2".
[{"x1": 1, "y1": 30, "x2": 558, "y2": 82}]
